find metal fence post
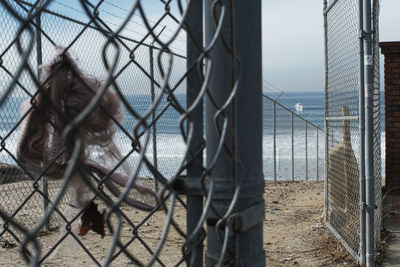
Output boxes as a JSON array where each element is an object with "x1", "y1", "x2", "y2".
[
  {"x1": 149, "y1": 26, "x2": 165, "y2": 193},
  {"x1": 358, "y1": 0, "x2": 366, "y2": 265},
  {"x1": 186, "y1": 1, "x2": 204, "y2": 265},
  {"x1": 316, "y1": 128, "x2": 319, "y2": 182},
  {"x1": 273, "y1": 101, "x2": 277, "y2": 181},
  {"x1": 205, "y1": 0, "x2": 264, "y2": 265},
  {"x1": 323, "y1": 0, "x2": 329, "y2": 225},
  {"x1": 363, "y1": 0, "x2": 375, "y2": 266},
  {"x1": 35, "y1": 6, "x2": 50, "y2": 230},
  {"x1": 291, "y1": 113, "x2": 294, "y2": 181},
  {"x1": 149, "y1": 44, "x2": 158, "y2": 192},
  {"x1": 305, "y1": 121, "x2": 308, "y2": 181}
]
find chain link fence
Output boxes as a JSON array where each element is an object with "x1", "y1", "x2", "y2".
[
  {"x1": 262, "y1": 94, "x2": 325, "y2": 181},
  {"x1": 0, "y1": 0, "x2": 266, "y2": 266},
  {"x1": 324, "y1": 0, "x2": 382, "y2": 264}
]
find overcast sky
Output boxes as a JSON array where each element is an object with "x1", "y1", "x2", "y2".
[
  {"x1": 262, "y1": 0, "x2": 400, "y2": 92},
  {"x1": 45, "y1": 0, "x2": 400, "y2": 94},
  {"x1": 2, "y1": 0, "x2": 399, "y2": 96}
]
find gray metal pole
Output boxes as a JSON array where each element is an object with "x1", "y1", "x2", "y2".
[
  {"x1": 291, "y1": 113, "x2": 294, "y2": 181},
  {"x1": 149, "y1": 45, "x2": 159, "y2": 192},
  {"x1": 35, "y1": 8, "x2": 49, "y2": 230},
  {"x1": 273, "y1": 102, "x2": 277, "y2": 181},
  {"x1": 305, "y1": 121, "x2": 308, "y2": 181},
  {"x1": 363, "y1": 0, "x2": 375, "y2": 266},
  {"x1": 205, "y1": 0, "x2": 264, "y2": 265},
  {"x1": 149, "y1": 27, "x2": 165, "y2": 193},
  {"x1": 186, "y1": 1, "x2": 204, "y2": 266},
  {"x1": 316, "y1": 128, "x2": 319, "y2": 182},
  {"x1": 358, "y1": 0, "x2": 366, "y2": 265},
  {"x1": 323, "y1": 0, "x2": 330, "y2": 221}
]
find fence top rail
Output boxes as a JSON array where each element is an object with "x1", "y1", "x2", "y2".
[{"x1": 262, "y1": 93, "x2": 324, "y2": 132}]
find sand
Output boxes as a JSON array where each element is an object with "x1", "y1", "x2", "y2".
[{"x1": 0, "y1": 181, "x2": 356, "y2": 266}]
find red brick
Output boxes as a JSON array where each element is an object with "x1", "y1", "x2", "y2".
[
  {"x1": 385, "y1": 63, "x2": 400, "y2": 68},
  {"x1": 385, "y1": 95, "x2": 400, "y2": 101},
  {"x1": 386, "y1": 148, "x2": 400, "y2": 154},
  {"x1": 389, "y1": 142, "x2": 400, "y2": 148},
  {"x1": 380, "y1": 42, "x2": 400, "y2": 47},
  {"x1": 387, "y1": 105, "x2": 400, "y2": 112},
  {"x1": 386, "y1": 132, "x2": 393, "y2": 138},
  {"x1": 387, "y1": 181, "x2": 400, "y2": 188},
  {"x1": 390, "y1": 80, "x2": 400, "y2": 85},
  {"x1": 381, "y1": 48, "x2": 400, "y2": 54},
  {"x1": 388, "y1": 161, "x2": 400, "y2": 168},
  {"x1": 382, "y1": 48, "x2": 400, "y2": 54},
  {"x1": 387, "y1": 138, "x2": 400, "y2": 142},
  {"x1": 391, "y1": 90, "x2": 400, "y2": 96},
  {"x1": 385, "y1": 153, "x2": 400, "y2": 160},
  {"x1": 387, "y1": 69, "x2": 400, "y2": 75},
  {"x1": 386, "y1": 74, "x2": 400, "y2": 80},
  {"x1": 381, "y1": 42, "x2": 400, "y2": 186},
  {"x1": 390, "y1": 132, "x2": 400, "y2": 138},
  {"x1": 384, "y1": 85, "x2": 400, "y2": 91},
  {"x1": 386, "y1": 95, "x2": 400, "y2": 101},
  {"x1": 385, "y1": 91, "x2": 393, "y2": 96},
  {"x1": 386, "y1": 166, "x2": 400, "y2": 174}
]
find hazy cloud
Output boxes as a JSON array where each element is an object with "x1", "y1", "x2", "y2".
[{"x1": 262, "y1": 0, "x2": 400, "y2": 92}]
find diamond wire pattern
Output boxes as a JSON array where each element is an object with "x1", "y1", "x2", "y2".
[
  {"x1": 0, "y1": 0, "x2": 264, "y2": 265},
  {"x1": 325, "y1": 0, "x2": 383, "y2": 261},
  {"x1": 0, "y1": 0, "x2": 337, "y2": 265},
  {"x1": 0, "y1": 1, "x2": 49, "y2": 242},
  {"x1": 0, "y1": 0, "x2": 332, "y2": 265},
  {"x1": 0, "y1": 1, "x2": 195, "y2": 265},
  {"x1": 325, "y1": 0, "x2": 361, "y2": 259}
]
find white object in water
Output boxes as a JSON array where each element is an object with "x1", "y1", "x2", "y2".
[{"x1": 295, "y1": 103, "x2": 303, "y2": 114}]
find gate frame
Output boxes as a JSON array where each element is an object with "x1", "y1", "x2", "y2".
[{"x1": 323, "y1": 0, "x2": 380, "y2": 266}]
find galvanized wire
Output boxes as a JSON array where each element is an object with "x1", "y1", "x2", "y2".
[
  {"x1": 0, "y1": 0, "x2": 195, "y2": 265},
  {"x1": 0, "y1": 0, "x2": 266, "y2": 266},
  {"x1": 324, "y1": 0, "x2": 382, "y2": 263},
  {"x1": 324, "y1": 0, "x2": 362, "y2": 260}
]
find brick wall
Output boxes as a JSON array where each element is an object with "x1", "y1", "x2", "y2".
[{"x1": 380, "y1": 42, "x2": 400, "y2": 189}]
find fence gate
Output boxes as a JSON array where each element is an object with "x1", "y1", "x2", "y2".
[
  {"x1": 323, "y1": 0, "x2": 381, "y2": 265},
  {"x1": 0, "y1": 0, "x2": 265, "y2": 266}
]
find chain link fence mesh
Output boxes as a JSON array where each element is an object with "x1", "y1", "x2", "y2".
[
  {"x1": 1, "y1": 0, "x2": 370, "y2": 264},
  {"x1": 0, "y1": 0, "x2": 267, "y2": 265},
  {"x1": 324, "y1": 0, "x2": 362, "y2": 259},
  {"x1": 324, "y1": 0, "x2": 382, "y2": 262},
  {"x1": 0, "y1": 0, "x2": 191, "y2": 265}
]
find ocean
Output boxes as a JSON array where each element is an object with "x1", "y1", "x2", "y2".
[{"x1": 0, "y1": 91, "x2": 385, "y2": 181}]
